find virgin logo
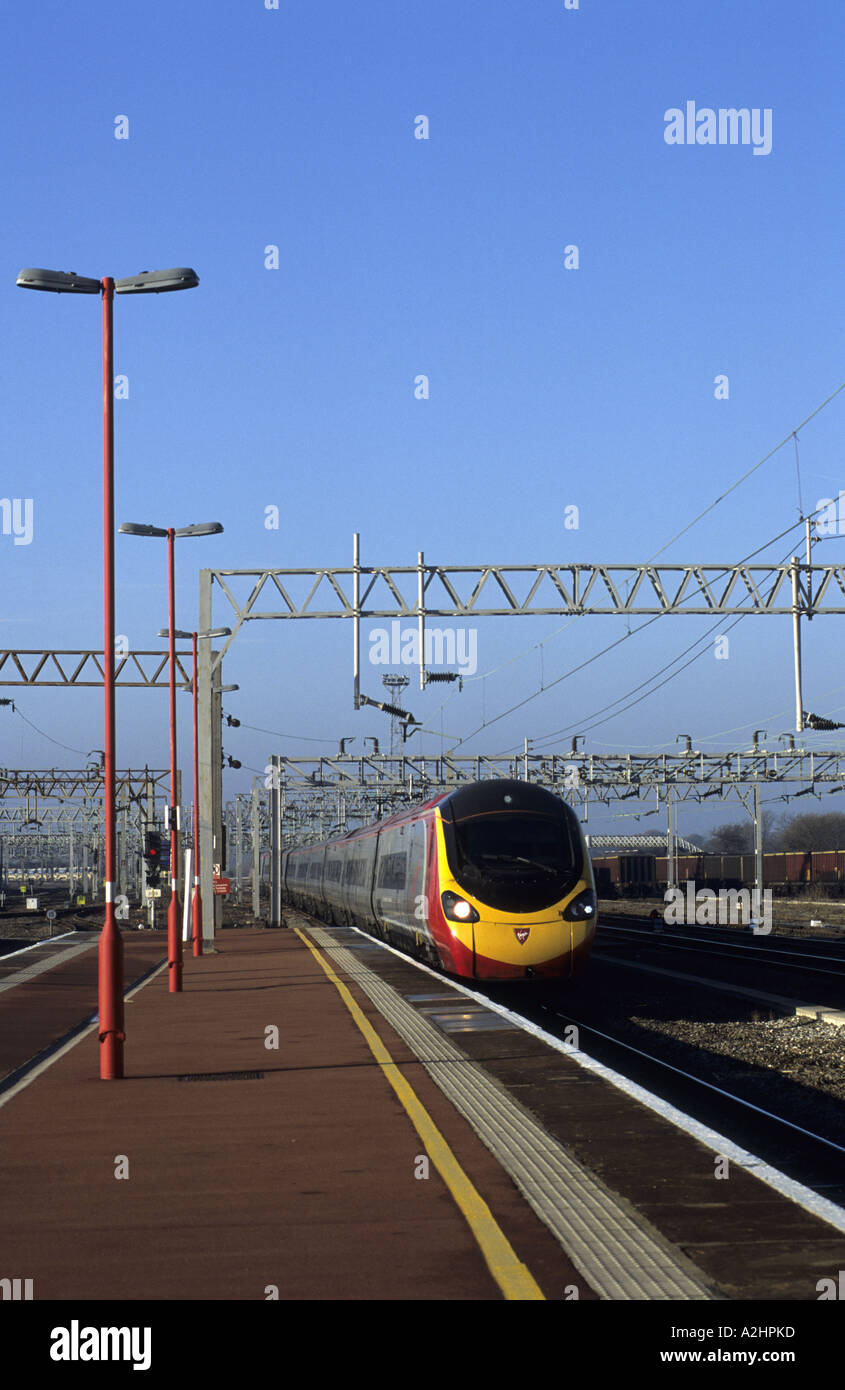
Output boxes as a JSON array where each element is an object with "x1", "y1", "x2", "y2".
[{"x1": 514, "y1": 928, "x2": 530, "y2": 944}]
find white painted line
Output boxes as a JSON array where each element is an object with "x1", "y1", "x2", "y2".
[{"x1": 0, "y1": 929, "x2": 80, "y2": 959}]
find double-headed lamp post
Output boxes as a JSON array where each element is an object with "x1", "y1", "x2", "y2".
[
  {"x1": 17, "y1": 266, "x2": 199, "y2": 1079},
  {"x1": 119, "y1": 522, "x2": 223, "y2": 990},
  {"x1": 159, "y1": 627, "x2": 232, "y2": 956}
]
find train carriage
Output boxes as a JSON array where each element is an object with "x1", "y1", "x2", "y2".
[{"x1": 283, "y1": 779, "x2": 596, "y2": 982}]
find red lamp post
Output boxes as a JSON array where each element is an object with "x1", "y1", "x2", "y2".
[
  {"x1": 17, "y1": 266, "x2": 199, "y2": 1077},
  {"x1": 120, "y1": 522, "x2": 223, "y2": 990}
]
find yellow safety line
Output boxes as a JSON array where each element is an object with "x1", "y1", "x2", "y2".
[{"x1": 294, "y1": 926, "x2": 545, "y2": 1301}]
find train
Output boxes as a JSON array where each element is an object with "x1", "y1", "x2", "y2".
[
  {"x1": 592, "y1": 850, "x2": 845, "y2": 898},
  {"x1": 282, "y1": 778, "x2": 596, "y2": 981}
]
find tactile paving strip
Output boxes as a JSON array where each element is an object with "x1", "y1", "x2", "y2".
[
  {"x1": 304, "y1": 923, "x2": 718, "y2": 1301},
  {"x1": 0, "y1": 938, "x2": 98, "y2": 994}
]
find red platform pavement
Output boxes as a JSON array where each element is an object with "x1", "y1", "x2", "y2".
[
  {"x1": 0, "y1": 928, "x2": 577, "y2": 1301},
  {"x1": 0, "y1": 930, "x2": 167, "y2": 1082}
]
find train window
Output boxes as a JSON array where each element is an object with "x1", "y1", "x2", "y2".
[
  {"x1": 325, "y1": 859, "x2": 342, "y2": 882},
  {"x1": 456, "y1": 812, "x2": 574, "y2": 872},
  {"x1": 377, "y1": 852, "x2": 407, "y2": 890}
]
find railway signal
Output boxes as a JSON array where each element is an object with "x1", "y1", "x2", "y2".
[{"x1": 143, "y1": 830, "x2": 162, "y2": 886}]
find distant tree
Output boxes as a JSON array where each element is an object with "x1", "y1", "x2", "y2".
[
  {"x1": 775, "y1": 812, "x2": 845, "y2": 852},
  {"x1": 704, "y1": 811, "x2": 782, "y2": 853},
  {"x1": 705, "y1": 822, "x2": 752, "y2": 852}
]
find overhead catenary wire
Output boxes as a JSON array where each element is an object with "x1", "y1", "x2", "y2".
[
  {"x1": 644, "y1": 379, "x2": 845, "y2": 564},
  {"x1": 440, "y1": 515, "x2": 815, "y2": 755},
  {"x1": 8, "y1": 706, "x2": 92, "y2": 757},
  {"x1": 424, "y1": 380, "x2": 845, "y2": 714},
  {"x1": 531, "y1": 612, "x2": 749, "y2": 748},
  {"x1": 524, "y1": 522, "x2": 816, "y2": 749},
  {"x1": 239, "y1": 723, "x2": 340, "y2": 744},
  {"x1": 549, "y1": 518, "x2": 845, "y2": 749},
  {"x1": 413, "y1": 388, "x2": 845, "y2": 753}
]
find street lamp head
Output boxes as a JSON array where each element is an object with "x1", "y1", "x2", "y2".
[
  {"x1": 159, "y1": 628, "x2": 193, "y2": 641},
  {"x1": 173, "y1": 522, "x2": 224, "y2": 538},
  {"x1": 18, "y1": 266, "x2": 199, "y2": 296},
  {"x1": 119, "y1": 522, "x2": 169, "y2": 538},
  {"x1": 17, "y1": 268, "x2": 102, "y2": 295},
  {"x1": 114, "y1": 268, "x2": 199, "y2": 295}
]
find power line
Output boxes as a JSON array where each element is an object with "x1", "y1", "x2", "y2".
[
  {"x1": 646, "y1": 379, "x2": 845, "y2": 563},
  {"x1": 418, "y1": 383, "x2": 845, "y2": 752},
  {"x1": 532, "y1": 614, "x2": 746, "y2": 748},
  {"x1": 8, "y1": 706, "x2": 91, "y2": 757},
  {"x1": 423, "y1": 380, "x2": 845, "y2": 726},
  {"x1": 239, "y1": 723, "x2": 339, "y2": 745},
  {"x1": 529, "y1": 526, "x2": 818, "y2": 746},
  {"x1": 442, "y1": 520, "x2": 810, "y2": 754},
  {"x1": 538, "y1": 614, "x2": 748, "y2": 744}
]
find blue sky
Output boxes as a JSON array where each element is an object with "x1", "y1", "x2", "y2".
[{"x1": 2, "y1": 0, "x2": 844, "y2": 839}]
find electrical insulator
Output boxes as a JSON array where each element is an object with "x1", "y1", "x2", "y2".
[{"x1": 804, "y1": 711, "x2": 845, "y2": 731}]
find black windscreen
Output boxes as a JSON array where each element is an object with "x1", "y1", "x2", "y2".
[
  {"x1": 458, "y1": 812, "x2": 571, "y2": 867},
  {"x1": 440, "y1": 781, "x2": 582, "y2": 913}
]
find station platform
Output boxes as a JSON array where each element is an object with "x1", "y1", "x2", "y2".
[{"x1": 1, "y1": 918, "x2": 844, "y2": 1306}]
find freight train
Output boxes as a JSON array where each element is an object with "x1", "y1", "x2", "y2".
[
  {"x1": 592, "y1": 850, "x2": 845, "y2": 898},
  {"x1": 282, "y1": 779, "x2": 596, "y2": 981}
]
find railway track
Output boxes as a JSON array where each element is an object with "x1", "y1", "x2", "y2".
[
  {"x1": 478, "y1": 965, "x2": 845, "y2": 1208},
  {"x1": 593, "y1": 915, "x2": 845, "y2": 1015},
  {"x1": 601, "y1": 910, "x2": 845, "y2": 960},
  {"x1": 3, "y1": 884, "x2": 93, "y2": 914},
  {"x1": 600, "y1": 904, "x2": 845, "y2": 941}
]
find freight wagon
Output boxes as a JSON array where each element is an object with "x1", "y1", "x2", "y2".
[{"x1": 591, "y1": 850, "x2": 845, "y2": 897}]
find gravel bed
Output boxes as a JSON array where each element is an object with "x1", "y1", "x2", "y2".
[
  {"x1": 601, "y1": 897, "x2": 845, "y2": 938},
  {"x1": 581, "y1": 966, "x2": 845, "y2": 1143}
]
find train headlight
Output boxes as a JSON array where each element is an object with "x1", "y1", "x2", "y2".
[
  {"x1": 562, "y1": 889, "x2": 597, "y2": 921},
  {"x1": 441, "y1": 891, "x2": 480, "y2": 923}
]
